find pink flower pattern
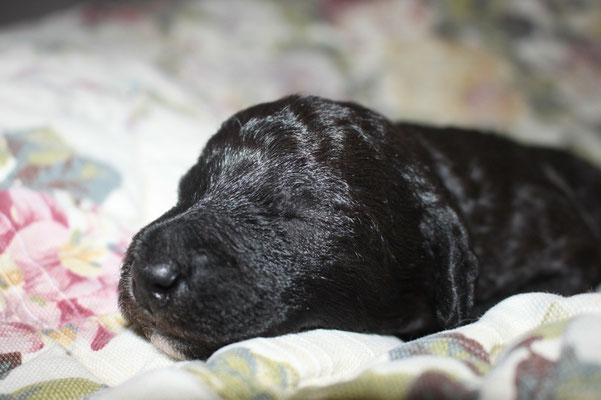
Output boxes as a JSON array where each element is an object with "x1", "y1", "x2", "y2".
[{"x1": 0, "y1": 188, "x2": 125, "y2": 360}]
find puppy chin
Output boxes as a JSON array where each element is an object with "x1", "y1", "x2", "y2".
[{"x1": 150, "y1": 332, "x2": 187, "y2": 361}]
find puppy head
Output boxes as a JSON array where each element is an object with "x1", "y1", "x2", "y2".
[{"x1": 118, "y1": 95, "x2": 450, "y2": 359}]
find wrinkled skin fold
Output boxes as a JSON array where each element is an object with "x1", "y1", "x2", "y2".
[{"x1": 119, "y1": 95, "x2": 601, "y2": 359}]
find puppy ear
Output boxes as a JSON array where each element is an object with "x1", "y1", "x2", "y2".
[{"x1": 420, "y1": 203, "x2": 479, "y2": 329}]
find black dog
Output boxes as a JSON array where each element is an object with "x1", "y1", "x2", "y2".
[{"x1": 119, "y1": 95, "x2": 601, "y2": 360}]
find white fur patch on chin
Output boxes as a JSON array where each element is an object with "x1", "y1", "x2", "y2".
[{"x1": 150, "y1": 333, "x2": 186, "y2": 360}]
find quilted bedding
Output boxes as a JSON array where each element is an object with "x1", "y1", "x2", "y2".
[{"x1": 1, "y1": 1, "x2": 600, "y2": 399}]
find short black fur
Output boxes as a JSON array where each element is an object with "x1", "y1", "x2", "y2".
[{"x1": 119, "y1": 95, "x2": 601, "y2": 359}]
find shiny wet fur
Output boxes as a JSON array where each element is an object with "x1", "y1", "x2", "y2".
[{"x1": 119, "y1": 95, "x2": 601, "y2": 359}]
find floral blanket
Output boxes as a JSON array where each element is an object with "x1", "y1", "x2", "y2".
[{"x1": 1, "y1": 1, "x2": 600, "y2": 399}]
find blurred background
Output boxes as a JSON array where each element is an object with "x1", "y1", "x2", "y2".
[{"x1": 1, "y1": 0, "x2": 600, "y2": 224}]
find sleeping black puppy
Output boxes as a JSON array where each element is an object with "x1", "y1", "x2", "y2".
[{"x1": 119, "y1": 95, "x2": 601, "y2": 360}]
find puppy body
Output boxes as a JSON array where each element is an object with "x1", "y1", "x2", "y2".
[
  {"x1": 119, "y1": 95, "x2": 601, "y2": 359},
  {"x1": 410, "y1": 125, "x2": 601, "y2": 313}
]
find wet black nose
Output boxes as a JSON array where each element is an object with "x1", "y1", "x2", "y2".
[{"x1": 132, "y1": 263, "x2": 180, "y2": 313}]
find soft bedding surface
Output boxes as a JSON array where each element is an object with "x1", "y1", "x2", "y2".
[{"x1": 1, "y1": 1, "x2": 600, "y2": 399}]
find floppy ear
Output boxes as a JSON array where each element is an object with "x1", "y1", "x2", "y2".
[{"x1": 420, "y1": 203, "x2": 479, "y2": 329}]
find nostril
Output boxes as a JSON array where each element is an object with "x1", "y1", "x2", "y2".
[{"x1": 132, "y1": 263, "x2": 180, "y2": 313}]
